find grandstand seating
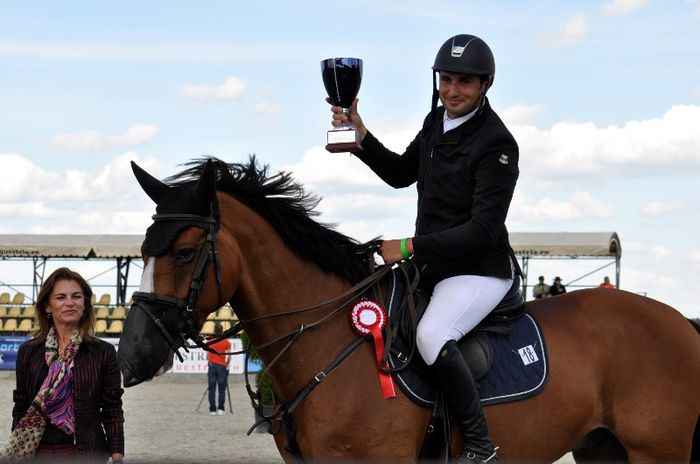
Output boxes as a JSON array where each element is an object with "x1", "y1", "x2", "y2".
[
  {"x1": 0, "y1": 307, "x2": 6, "y2": 318},
  {"x1": 17, "y1": 319, "x2": 33, "y2": 333},
  {"x1": 21, "y1": 306, "x2": 35, "y2": 318},
  {"x1": 109, "y1": 306, "x2": 126, "y2": 319},
  {"x1": 6, "y1": 306, "x2": 21, "y2": 318},
  {"x1": 10, "y1": 292, "x2": 25, "y2": 305},
  {"x1": 95, "y1": 307, "x2": 110, "y2": 319},
  {"x1": 105, "y1": 320, "x2": 123, "y2": 334},
  {"x1": 95, "y1": 319, "x2": 108, "y2": 334},
  {"x1": 200, "y1": 321, "x2": 216, "y2": 335},
  {"x1": 3, "y1": 319, "x2": 17, "y2": 332},
  {"x1": 96, "y1": 294, "x2": 111, "y2": 307},
  {"x1": 0, "y1": 292, "x2": 9, "y2": 306},
  {"x1": 217, "y1": 306, "x2": 234, "y2": 321}
]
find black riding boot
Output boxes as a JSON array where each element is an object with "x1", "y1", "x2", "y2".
[{"x1": 430, "y1": 340, "x2": 499, "y2": 464}]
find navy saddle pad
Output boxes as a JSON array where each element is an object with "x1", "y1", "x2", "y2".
[{"x1": 383, "y1": 268, "x2": 549, "y2": 408}]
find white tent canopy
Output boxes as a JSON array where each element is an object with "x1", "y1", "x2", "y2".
[
  {"x1": 509, "y1": 232, "x2": 620, "y2": 258},
  {"x1": 0, "y1": 234, "x2": 143, "y2": 259},
  {"x1": 0, "y1": 232, "x2": 621, "y2": 302},
  {"x1": 0, "y1": 232, "x2": 620, "y2": 260}
]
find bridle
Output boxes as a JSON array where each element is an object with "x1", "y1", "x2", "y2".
[
  {"x1": 128, "y1": 203, "x2": 419, "y2": 453},
  {"x1": 130, "y1": 209, "x2": 225, "y2": 362}
]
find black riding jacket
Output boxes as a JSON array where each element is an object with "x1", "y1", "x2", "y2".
[{"x1": 354, "y1": 98, "x2": 520, "y2": 288}]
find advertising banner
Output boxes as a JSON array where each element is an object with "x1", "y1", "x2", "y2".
[{"x1": 1, "y1": 336, "x2": 259, "y2": 374}]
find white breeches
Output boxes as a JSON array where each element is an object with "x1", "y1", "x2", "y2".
[{"x1": 416, "y1": 274, "x2": 513, "y2": 365}]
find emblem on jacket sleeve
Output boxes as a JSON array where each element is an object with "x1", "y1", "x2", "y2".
[{"x1": 499, "y1": 154, "x2": 510, "y2": 165}]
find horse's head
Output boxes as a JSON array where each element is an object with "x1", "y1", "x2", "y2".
[{"x1": 119, "y1": 159, "x2": 228, "y2": 387}]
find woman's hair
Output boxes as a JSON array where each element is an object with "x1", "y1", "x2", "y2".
[{"x1": 31, "y1": 267, "x2": 97, "y2": 344}]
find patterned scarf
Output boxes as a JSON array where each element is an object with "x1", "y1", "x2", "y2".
[{"x1": 0, "y1": 327, "x2": 81, "y2": 461}]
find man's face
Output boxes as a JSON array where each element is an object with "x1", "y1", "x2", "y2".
[{"x1": 438, "y1": 71, "x2": 486, "y2": 119}]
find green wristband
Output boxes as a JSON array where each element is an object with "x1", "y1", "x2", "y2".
[{"x1": 400, "y1": 238, "x2": 411, "y2": 259}]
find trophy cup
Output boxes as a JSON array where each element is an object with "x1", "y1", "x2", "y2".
[{"x1": 321, "y1": 57, "x2": 363, "y2": 153}]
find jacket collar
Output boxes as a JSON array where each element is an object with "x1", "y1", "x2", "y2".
[{"x1": 433, "y1": 97, "x2": 491, "y2": 144}]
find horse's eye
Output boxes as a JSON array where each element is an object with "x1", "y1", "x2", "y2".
[{"x1": 174, "y1": 247, "x2": 195, "y2": 264}]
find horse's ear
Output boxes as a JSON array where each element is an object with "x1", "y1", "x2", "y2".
[
  {"x1": 131, "y1": 161, "x2": 170, "y2": 204},
  {"x1": 192, "y1": 159, "x2": 217, "y2": 207}
]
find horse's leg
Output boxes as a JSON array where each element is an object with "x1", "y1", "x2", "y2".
[
  {"x1": 567, "y1": 292, "x2": 700, "y2": 463},
  {"x1": 279, "y1": 342, "x2": 431, "y2": 462}
]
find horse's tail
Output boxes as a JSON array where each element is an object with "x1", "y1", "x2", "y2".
[
  {"x1": 690, "y1": 318, "x2": 700, "y2": 335},
  {"x1": 692, "y1": 414, "x2": 700, "y2": 463},
  {"x1": 691, "y1": 319, "x2": 700, "y2": 463}
]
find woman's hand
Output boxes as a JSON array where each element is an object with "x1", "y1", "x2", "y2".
[
  {"x1": 328, "y1": 98, "x2": 368, "y2": 141},
  {"x1": 377, "y1": 238, "x2": 413, "y2": 265}
]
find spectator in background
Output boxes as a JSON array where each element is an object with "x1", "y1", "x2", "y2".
[
  {"x1": 532, "y1": 275, "x2": 550, "y2": 300},
  {"x1": 207, "y1": 322, "x2": 231, "y2": 415},
  {"x1": 549, "y1": 276, "x2": 567, "y2": 297},
  {"x1": 599, "y1": 276, "x2": 615, "y2": 289},
  {"x1": 2, "y1": 267, "x2": 124, "y2": 462}
]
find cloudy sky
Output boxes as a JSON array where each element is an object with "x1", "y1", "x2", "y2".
[{"x1": 1, "y1": 0, "x2": 699, "y2": 318}]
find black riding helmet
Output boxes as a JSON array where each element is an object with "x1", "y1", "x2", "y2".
[{"x1": 431, "y1": 34, "x2": 495, "y2": 114}]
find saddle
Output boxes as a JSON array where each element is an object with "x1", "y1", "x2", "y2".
[{"x1": 381, "y1": 263, "x2": 549, "y2": 460}]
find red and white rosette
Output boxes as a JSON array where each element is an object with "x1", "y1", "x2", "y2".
[{"x1": 350, "y1": 299, "x2": 396, "y2": 399}]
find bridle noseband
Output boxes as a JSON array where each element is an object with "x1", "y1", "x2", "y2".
[{"x1": 132, "y1": 211, "x2": 225, "y2": 361}]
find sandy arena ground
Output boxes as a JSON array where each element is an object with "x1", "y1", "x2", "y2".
[
  {"x1": 0, "y1": 371, "x2": 574, "y2": 463},
  {"x1": 0, "y1": 371, "x2": 282, "y2": 463}
]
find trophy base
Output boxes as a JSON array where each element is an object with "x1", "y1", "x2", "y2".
[{"x1": 326, "y1": 128, "x2": 362, "y2": 153}]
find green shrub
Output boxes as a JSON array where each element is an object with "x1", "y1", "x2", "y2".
[{"x1": 240, "y1": 331, "x2": 274, "y2": 406}]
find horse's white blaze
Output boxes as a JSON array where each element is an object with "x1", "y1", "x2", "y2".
[{"x1": 139, "y1": 257, "x2": 156, "y2": 293}]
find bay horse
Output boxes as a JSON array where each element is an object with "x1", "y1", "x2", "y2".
[{"x1": 118, "y1": 157, "x2": 700, "y2": 463}]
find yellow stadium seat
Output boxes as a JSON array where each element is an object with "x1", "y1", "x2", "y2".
[
  {"x1": 0, "y1": 292, "x2": 10, "y2": 305},
  {"x1": 96, "y1": 294, "x2": 111, "y2": 306},
  {"x1": 95, "y1": 319, "x2": 108, "y2": 334},
  {"x1": 105, "y1": 320, "x2": 123, "y2": 334},
  {"x1": 0, "y1": 319, "x2": 3, "y2": 331},
  {"x1": 91, "y1": 294, "x2": 96, "y2": 305},
  {"x1": 109, "y1": 306, "x2": 126, "y2": 320},
  {"x1": 11, "y1": 293, "x2": 25, "y2": 305},
  {"x1": 217, "y1": 306, "x2": 234, "y2": 321},
  {"x1": 21, "y1": 306, "x2": 35, "y2": 318},
  {"x1": 3, "y1": 319, "x2": 18, "y2": 332},
  {"x1": 0, "y1": 307, "x2": 6, "y2": 318},
  {"x1": 95, "y1": 307, "x2": 110, "y2": 319},
  {"x1": 6, "y1": 306, "x2": 21, "y2": 318},
  {"x1": 200, "y1": 321, "x2": 215, "y2": 335},
  {"x1": 220, "y1": 320, "x2": 231, "y2": 331},
  {"x1": 17, "y1": 319, "x2": 33, "y2": 333},
  {"x1": 206, "y1": 311, "x2": 217, "y2": 320}
]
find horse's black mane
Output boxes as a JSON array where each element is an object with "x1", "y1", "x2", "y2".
[{"x1": 165, "y1": 156, "x2": 381, "y2": 285}]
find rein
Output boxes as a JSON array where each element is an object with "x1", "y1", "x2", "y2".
[{"x1": 134, "y1": 206, "x2": 418, "y2": 453}]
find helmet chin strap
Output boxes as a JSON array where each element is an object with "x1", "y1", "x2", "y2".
[{"x1": 431, "y1": 70, "x2": 440, "y2": 116}]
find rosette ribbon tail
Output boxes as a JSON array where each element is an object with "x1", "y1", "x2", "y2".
[{"x1": 369, "y1": 324, "x2": 396, "y2": 398}]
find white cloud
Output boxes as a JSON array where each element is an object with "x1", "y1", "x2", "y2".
[
  {"x1": 688, "y1": 0, "x2": 700, "y2": 19},
  {"x1": 641, "y1": 201, "x2": 684, "y2": 219},
  {"x1": 283, "y1": 146, "x2": 385, "y2": 189},
  {"x1": 600, "y1": 0, "x2": 649, "y2": 16},
  {"x1": 251, "y1": 101, "x2": 282, "y2": 114},
  {"x1": 513, "y1": 191, "x2": 616, "y2": 221},
  {"x1": 512, "y1": 104, "x2": 700, "y2": 177},
  {"x1": 0, "y1": 152, "x2": 163, "y2": 233},
  {"x1": 52, "y1": 123, "x2": 158, "y2": 151},
  {"x1": 180, "y1": 76, "x2": 247, "y2": 102},
  {"x1": 499, "y1": 103, "x2": 545, "y2": 125},
  {"x1": 690, "y1": 249, "x2": 700, "y2": 262},
  {"x1": 536, "y1": 12, "x2": 588, "y2": 49}
]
